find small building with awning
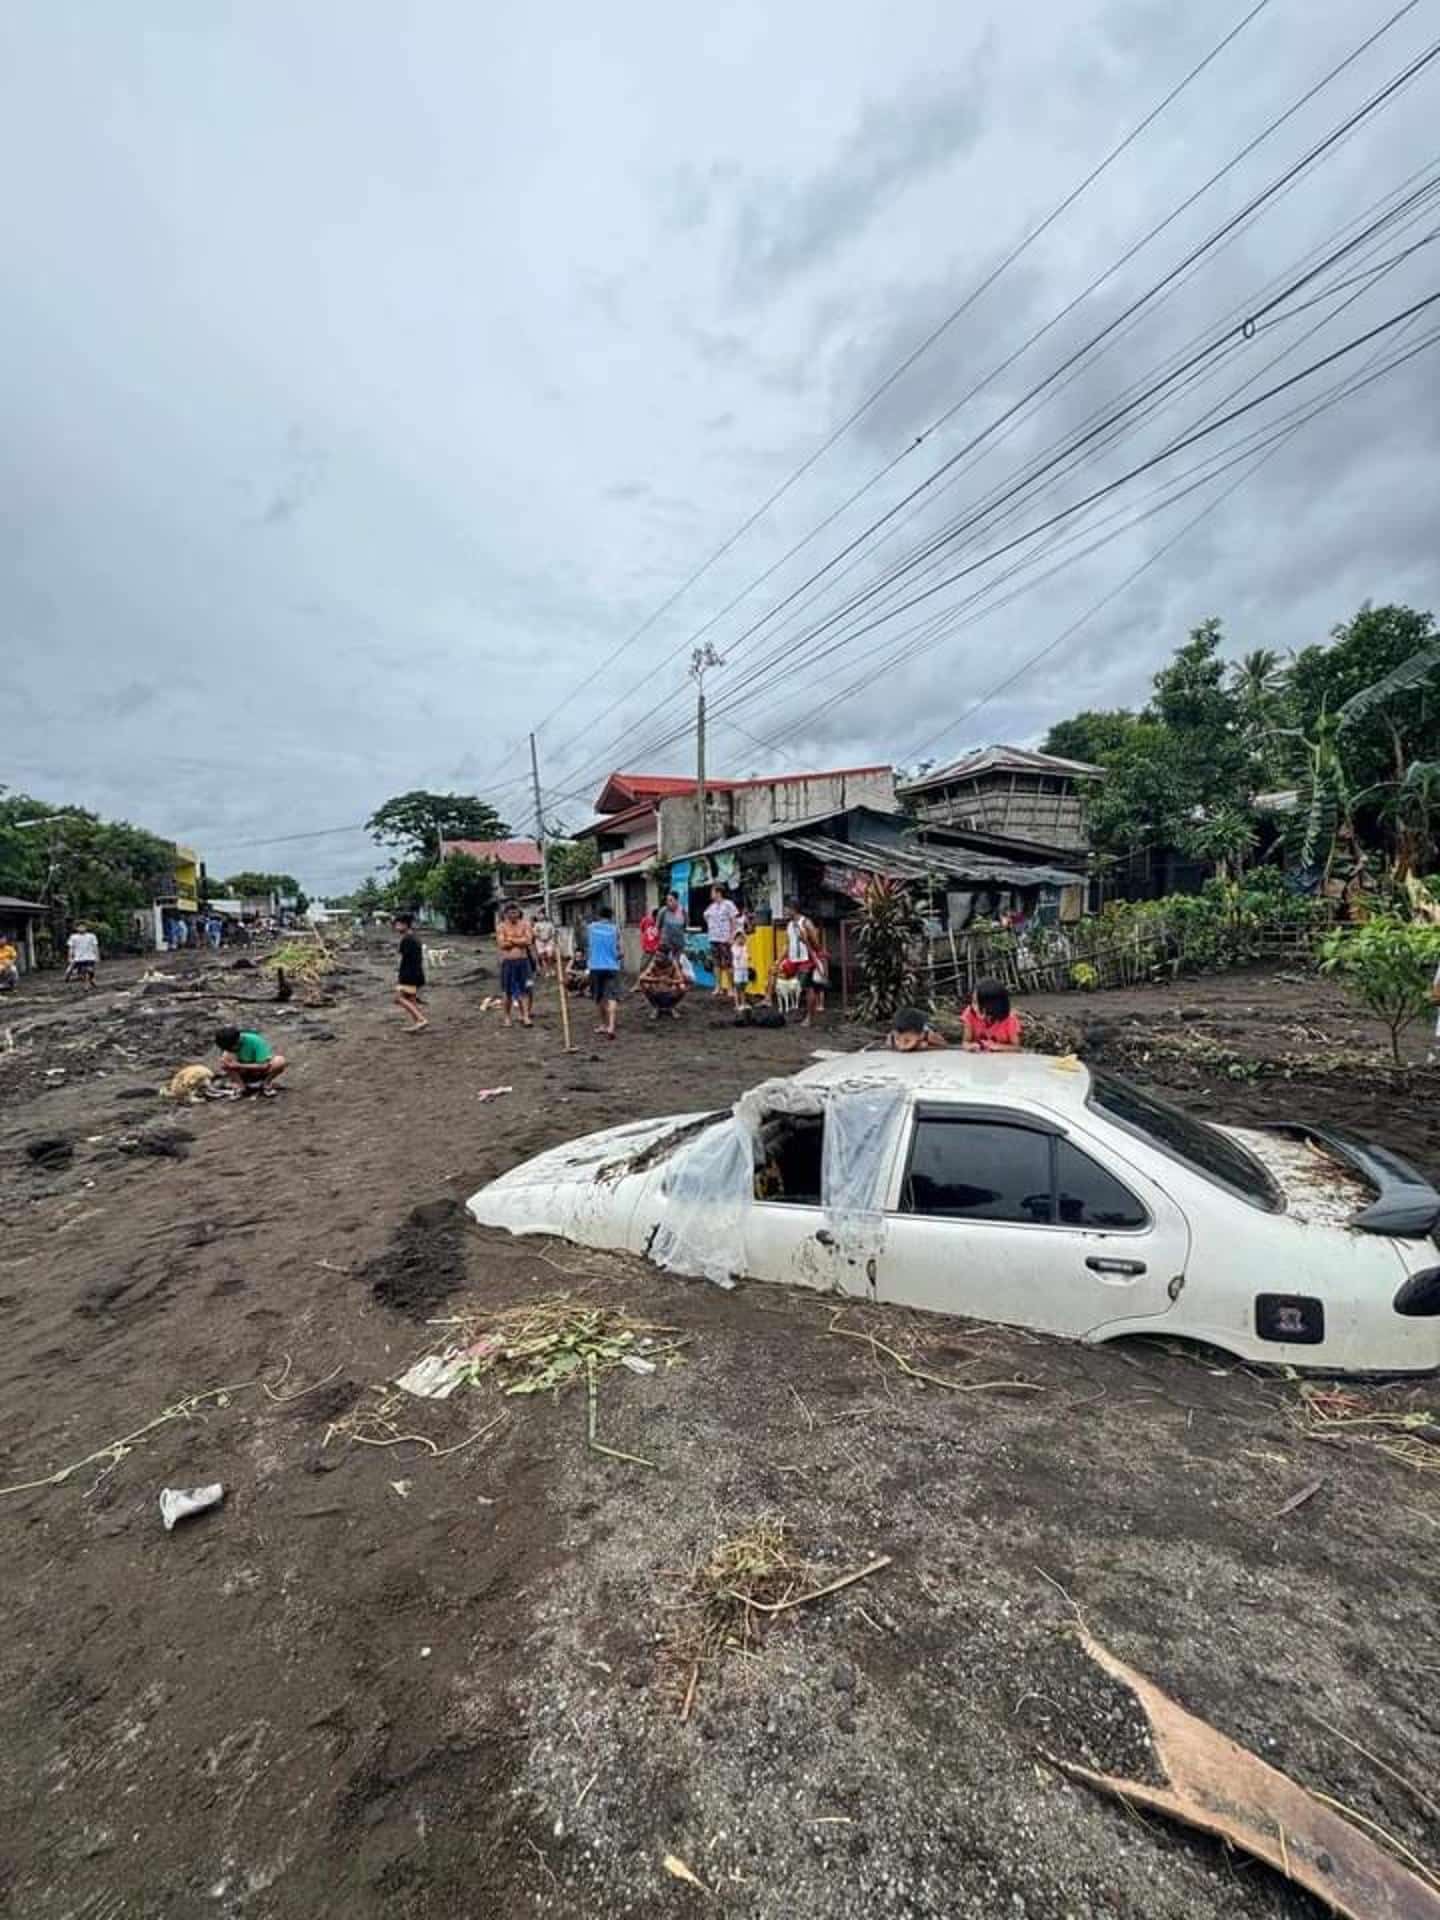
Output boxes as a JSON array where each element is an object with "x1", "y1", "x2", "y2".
[
  {"x1": 0, "y1": 896, "x2": 50, "y2": 974},
  {"x1": 659, "y1": 802, "x2": 1087, "y2": 1000}
]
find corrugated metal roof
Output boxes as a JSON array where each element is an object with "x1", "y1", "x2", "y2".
[
  {"x1": 899, "y1": 745, "x2": 1104, "y2": 794},
  {"x1": 599, "y1": 842, "x2": 656, "y2": 873},
  {"x1": 439, "y1": 838, "x2": 544, "y2": 867},
  {"x1": 780, "y1": 834, "x2": 1085, "y2": 891},
  {"x1": 0, "y1": 895, "x2": 48, "y2": 912}
]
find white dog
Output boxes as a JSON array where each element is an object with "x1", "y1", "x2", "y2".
[{"x1": 773, "y1": 972, "x2": 802, "y2": 1015}]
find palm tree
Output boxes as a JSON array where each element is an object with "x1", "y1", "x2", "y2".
[{"x1": 1232, "y1": 648, "x2": 1283, "y2": 709}]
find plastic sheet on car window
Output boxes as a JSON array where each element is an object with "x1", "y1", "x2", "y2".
[
  {"x1": 650, "y1": 1074, "x2": 904, "y2": 1289},
  {"x1": 821, "y1": 1079, "x2": 909, "y2": 1264}
]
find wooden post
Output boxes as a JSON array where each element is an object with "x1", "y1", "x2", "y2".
[
  {"x1": 556, "y1": 957, "x2": 576, "y2": 1052},
  {"x1": 840, "y1": 917, "x2": 851, "y2": 1017}
]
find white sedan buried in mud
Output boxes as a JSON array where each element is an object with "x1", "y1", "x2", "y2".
[{"x1": 468, "y1": 1052, "x2": 1440, "y2": 1375}]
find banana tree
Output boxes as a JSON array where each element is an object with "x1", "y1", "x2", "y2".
[{"x1": 1339, "y1": 640, "x2": 1440, "y2": 878}]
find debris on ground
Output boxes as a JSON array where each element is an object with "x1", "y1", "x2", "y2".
[
  {"x1": 323, "y1": 1387, "x2": 504, "y2": 1463},
  {"x1": 1290, "y1": 1381, "x2": 1439, "y2": 1471},
  {"x1": 262, "y1": 939, "x2": 334, "y2": 984},
  {"x1": 413, "y1": 1296, "x2": 686, "y2": 1399},
  {"x1": 115, "y1": 1121, "x2": 195, "y2": 1161},
  {"x1": 24, "y1": 1134, "x2": 74, "y2": 1170},
  {"x1": 1052, "y1": 1629, "x2": 1440, "y2": 1919},
  {"x1": 662, "y1": 1515, "x2": 888, "y2": 1694},
  {"x1": 159, "y1": 1483, "x2": 225, "y2": 1531}
]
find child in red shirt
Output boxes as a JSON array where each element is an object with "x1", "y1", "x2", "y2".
[{"x1": 961, "y1": 978, "x2": 1022, "y2": 1052}]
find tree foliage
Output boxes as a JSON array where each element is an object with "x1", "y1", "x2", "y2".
[
  {"x1": 1319, "y1": 916, "x2": 1440, "y2": 1063},
  {"x1": 546, "y1": 839, "x2": 598, "y2": 888},
  {"x1": 422, "y1": 852, "x2": 494, "y2": 934},
  {"x1": 1042, "y1": 604, "x2": 1440, "y2": 882},
  {"x1": 855, "y1": 875, "x2": 925, "y2": 1021},
  {"x1": 366, "y1": 791, "x2": 510, "y2": 862},
  {"x1": 221, "y1": 870, "x2": 300, "y2": 899},
  {"x1": 0, "y1": 791, "x2": 177, "y2": 952}
]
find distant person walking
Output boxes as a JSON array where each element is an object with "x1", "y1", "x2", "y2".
[
  {"x1": 586, "y1": 904, "x2": 622, "y2": 1040},
  {"x1": 0, "y1": 937, "x2": 19, "y2": 993},
  {"x1": 703, "y1": 886, "x2": 739, "y2": 998},
  {"x1": 392, "y1": 913, "x2": 429, "y2": 1032},
  {"x1": 65, "y1": 925, "x2": 100, "y2": 987},
  {"x1": 497, "y1": 903, "x2": 536, "y2": 1028}
]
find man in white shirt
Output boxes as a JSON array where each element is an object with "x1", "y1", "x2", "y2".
[
  {"x1": 702, "y1": 886, "x2": 740, "y2": 998},
  {"x1": 66, "y1": 925, "x2": 100, "y2": 987}
]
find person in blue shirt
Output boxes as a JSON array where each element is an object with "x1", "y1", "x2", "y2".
[{"x1": 585, "y1": 904, "x2": 622, "y2": 1040}]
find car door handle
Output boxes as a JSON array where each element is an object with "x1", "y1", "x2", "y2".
[{"x1": 1086, "y1": 1256, "x2": 1146, "y2": 1276}]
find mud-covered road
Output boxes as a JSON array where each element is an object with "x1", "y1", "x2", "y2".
[{"x1": 3, "y1": 940, "x2": 1437, "y2": 1919}]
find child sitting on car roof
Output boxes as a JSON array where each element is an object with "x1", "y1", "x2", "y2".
[{"x1": 960, "y1": 979, "x2": 1023, "y2": 1053}]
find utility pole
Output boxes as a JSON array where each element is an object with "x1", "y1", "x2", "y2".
[
  {"x1": 690, "y1": 643, "x2": 724, "y2": 849},
  {"x1": 529, "y1": 731, "x2": 553, "y2": 923}
]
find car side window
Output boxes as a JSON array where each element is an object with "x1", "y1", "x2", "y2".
[
  {"x1": 1055, "y1": 1139, "x2": 1147, "y2": 1229},
  {"x1": 754, "y1": 1111, "x2": 824, "y2": 1206},
  {"x1": 902, "y1": 1118, "x2": 1052, "y2": 1223}
]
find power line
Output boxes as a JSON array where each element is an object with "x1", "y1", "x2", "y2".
[
  {"x1": 488, "y1": 0, "x2": 1279, "y2": 782},
  {"x1": 520, "y1": 22, "x2": 1438, "y2": 807},
  {"x1": 538, "y1": 147, "x2": 1440, "y2": 799},
  {"x1": 541, "y1": 290, "x2": 1440, "y2": 803},
  {"x1": 721, "y1": 315, "x2": 1440, "y2": 766},
  {"x1": 516, "y1": 4, "x2": 1430, "y2": 802}
]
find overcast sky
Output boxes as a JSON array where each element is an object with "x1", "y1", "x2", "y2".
[{"x1": 4, "y1": 0, "x2": 1437, "y2": 891}]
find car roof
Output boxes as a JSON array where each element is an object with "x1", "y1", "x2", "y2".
[{"x1": 793, "y1": 1048, "x2": 1095, "y2": 1114}]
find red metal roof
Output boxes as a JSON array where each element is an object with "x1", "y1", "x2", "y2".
[
  {"x1": 598, "y1": 842, "x2": 657, "y2": 873},
  {"x1": 439, "y1": 837, "x2": 544, "y2": 868}
]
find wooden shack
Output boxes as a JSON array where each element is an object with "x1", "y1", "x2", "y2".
[{"x1": 897, "y1": 746, "x2": 1102, "y2": 855}]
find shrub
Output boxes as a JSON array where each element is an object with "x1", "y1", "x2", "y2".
[{"x1": 1319, "y1": 916, "x2": 1440, "y2": 1063}]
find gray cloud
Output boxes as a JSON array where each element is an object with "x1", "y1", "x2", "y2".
[
  {"x1": 1, "y1": 0, "x2": 1435, "y2": 891},
  {"x1": 730, "y1": 69, "x2": 992, "y2": 295}
]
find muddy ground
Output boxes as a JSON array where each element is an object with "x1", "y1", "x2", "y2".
[{"x1": 2, "y1": 939, "x2": 1438, "y2": 1919}]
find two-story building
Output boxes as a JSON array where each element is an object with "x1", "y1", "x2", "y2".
[{"x1": 896, "y1": 746, "x2": 1103, "y2": 858}]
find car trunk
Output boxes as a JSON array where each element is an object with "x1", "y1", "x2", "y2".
[{"x1": 1218, "y1": 1126, "x2": 1377, "y2": 1228}]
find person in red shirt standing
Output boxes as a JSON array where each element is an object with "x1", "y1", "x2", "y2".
[{"x1": 961, "y1": 978, "x2": 1023, "y2": 1052}]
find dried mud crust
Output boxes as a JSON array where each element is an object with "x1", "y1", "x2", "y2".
[{"x1": 1, "y1": 942, "x2": 1437, "y2": 1920}]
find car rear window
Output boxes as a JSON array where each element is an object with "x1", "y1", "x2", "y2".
[{"x1": 1088, "y1": 1071, "x2": 1280, "y2": 1211}]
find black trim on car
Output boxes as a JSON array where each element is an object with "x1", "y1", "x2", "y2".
[
  {"x1": 1087, "y1": 1071, "x2": 1281, "y2": 1213},
  {"x1": 1394, "y1": 1268, "x2": 1440, "y2": 1317},
  {"x1": 1261, "y1": 1124, "x2": 1440, "y2": 1237}
]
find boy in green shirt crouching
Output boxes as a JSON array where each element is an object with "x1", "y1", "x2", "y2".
[{"x1": 214, "y1": 1025, "x2": 288, "y2": 1097}]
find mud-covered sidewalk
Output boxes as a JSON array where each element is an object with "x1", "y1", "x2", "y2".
[{"x1": 2, "y1": 941, "x2": 1438, "y2": 1919}]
